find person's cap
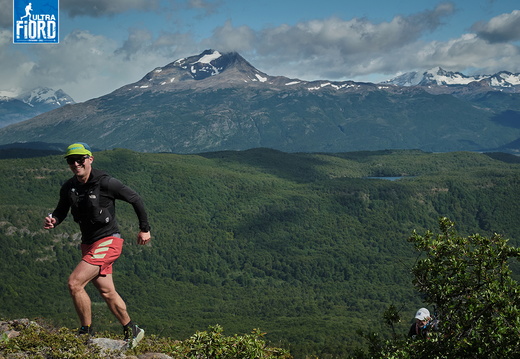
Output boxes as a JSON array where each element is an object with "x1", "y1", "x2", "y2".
[
  {"x1": 64, "y1": 142, "x2": 92, "y2": 157},
  {"x1": 415, "y1": 308, "x2": 430, "y2": 321}
]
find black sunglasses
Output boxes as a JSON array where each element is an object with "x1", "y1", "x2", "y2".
[{"x1": 66, "y1": 156, "x2": 90, "y2": 165}]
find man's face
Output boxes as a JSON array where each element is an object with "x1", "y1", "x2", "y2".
[
  {"x1": 416, "y1": 318, "x2": 429, "y2": 326},
  {"x1": 66, "y1": 155, "x2": 93, "y2": 177}
]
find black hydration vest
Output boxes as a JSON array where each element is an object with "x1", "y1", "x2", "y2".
[{"x1": 69, "y1": 176, "x2": 113, "y2": 225}]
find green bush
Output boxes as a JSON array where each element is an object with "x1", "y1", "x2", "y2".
[
  {"x1": 169, "y1": 324, "x2": 292, "y2": 359},
  {"x1": 373, "y1": 218, "x2": 520, "y2": 359},
  {"x1": 0, "y1": 320, "x2": 102, "y2": 358}
]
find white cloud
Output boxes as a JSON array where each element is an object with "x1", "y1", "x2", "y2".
[
  {"x1": 414, "y1": 34, "x2": 520, "y2": 74},
  {"x1": 1, "y1": 30, "x2": 143, "y2": 101},
  {"x1": 201, "y1": 3, "x2": 459, "y2": 79},
  {"x1": 1, "y1": 1, "x2": 520, "y2": 102},
  {"x1": 0, "y1": 21, "x2": 205, "y2": 102},
  {"x1": 196, "y1": 3, "x2": 520, "y2": 81},
  {"x1": 257, "y1": 3, "x2": 454, "y2": 55},
  {"x1": 249, "y1": 31, "x2": 520, "y2": 82},
  {"x1": 0, "y1": 30, "x2": 38, "y2": 94},
  {"x1": 202, "y1": 20, "x2": 256, "y2": 52},
  {"x1": 115, "y1": 28, "x2": 154, "y2": 60},
  {"x1": 472, "y1": 10, "x2": 520, "y2": 43}
]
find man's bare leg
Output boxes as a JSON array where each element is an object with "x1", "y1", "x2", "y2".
[
  {"x1": 92, "y1": 273, "x2": 131, "y2": 326},
  {"x1": 68, "y1": 260, "x2": 101, "y2": 326},
  {"x1": 92, "y1": 273, "x2": 144, "y2": 347}
]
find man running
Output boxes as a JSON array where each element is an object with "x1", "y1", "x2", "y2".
[{"x1": 44, "y1": 142, "x2": 151, "y2": 348}]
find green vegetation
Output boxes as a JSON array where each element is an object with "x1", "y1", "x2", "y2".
[
  {"x1": 362, "y1": 218, "x2": 520, "y2": 358},
  {"x1": 408, "y1": 218, "x2": 520, "y2": 358},
  {"x1": 0, "y1": 320, "x2": 290, "y2": 358},
  {"x1": 1, "y1": 148, "x2": 520, "y2": 358},
  {"x1": 168, "y1": 325, "x2": 291, "y2": 358}
]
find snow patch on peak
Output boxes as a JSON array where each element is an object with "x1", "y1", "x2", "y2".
[
  {"x1": 255, "y1": 74, "x2": 267, "y2": 82},
  {"x1": 497, "y1": 72, "x2": 520, "y2": 86},
  {"x1": 185, "y1": 50, "x2": 228, "y2": 79},
  {"x1": 422, "y1": 67, "x2": 477, "y2": 85},
  {"x1": 308, "y1": 82, "x2": 332, "y2": 91},
  {"x1": 197, "y1": 51, "x2": 222, "y2": 64}
]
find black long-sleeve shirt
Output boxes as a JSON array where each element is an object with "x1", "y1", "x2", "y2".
[{"x1": 52, "y1": 168, "x2": 150, "y2": 244}]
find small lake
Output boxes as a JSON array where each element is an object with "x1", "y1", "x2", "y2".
[{"x1": 364, "y1": 176, "x2": 415, "y2": 181}]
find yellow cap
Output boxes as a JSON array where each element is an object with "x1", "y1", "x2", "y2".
[{"x1": 64, "y1": 143, "x2": 92, "y2": 157}]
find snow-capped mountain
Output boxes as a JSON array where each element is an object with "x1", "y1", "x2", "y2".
[
  {"x1": 0, "y1": 87, "x2": 75, "y2": 128},
  {"x1": 17, "y1": 87, "x2": 75, "y2": 109},
  {"x1": 485, "y1": 71, "x2": 520, "y2": 87},
  {"x1": 419, "y1": 67, "x2": 487, "y2": 86},
  {"x1": 126, "y1": 49, "x2": 278, "y2": 91},
  {"x1": 123, "y1": 49, "x2": 365, "y2": 93},
  {"x1": 383, "y1": 67, "x2": 520, "y2": 89}
]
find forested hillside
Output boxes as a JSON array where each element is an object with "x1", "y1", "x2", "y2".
[{"x1": 1, "y1": 148, "x2": 519, "y2": 358}]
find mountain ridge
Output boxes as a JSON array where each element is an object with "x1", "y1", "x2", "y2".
[
  {"x1": 0, "y1": 50, "x2": 520, "y2": 154},
  {"x1": 119, "y1": 49, "x2": 371, "y2": 94},
  {"x1": 383, "y1": 67, "x2": 520, "y2": 90}
]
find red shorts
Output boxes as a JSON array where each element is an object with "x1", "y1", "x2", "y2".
[{"x1": 81, "y1": 236, "x2": 124, "y2": 275}]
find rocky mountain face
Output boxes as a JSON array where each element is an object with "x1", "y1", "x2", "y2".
[
  {"x1": 0, "y1": 50, "x2": 519, "y2": 154},
  {"x1": 0, "y1": 87, "x2": 74, "y2": 128}
]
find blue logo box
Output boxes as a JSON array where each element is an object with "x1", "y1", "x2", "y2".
[{"x1": 13, "y1": 0, "x2": 59, "y2": 44}]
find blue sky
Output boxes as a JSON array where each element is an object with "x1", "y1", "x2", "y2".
[{"x1": 1, "y1": 0, "x2": 519, "y2": 102}]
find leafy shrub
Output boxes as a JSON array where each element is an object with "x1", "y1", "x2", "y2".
[
  {"x1": 0, "y1": 319, "x2": 103, "y2": 358},
  {"x1": 372, "y1": 217, "x2": 520, "y2": 359},
  {"x1": 168, "y1": 325, "x2": 292, "y2": 359}
]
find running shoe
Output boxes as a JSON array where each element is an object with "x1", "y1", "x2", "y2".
[
  {"x1": 124, "y1": 323, "x2": 145, "y2": 348},
  {"x1": 77, "y1": 325, "x2": 94, "y2": 336}
]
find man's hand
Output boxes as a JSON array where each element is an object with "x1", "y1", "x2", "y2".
[
  {"x1": 137, "y1": 231, "x2": 151, "y2": 245},
  {"x1": 44, "y1": 214, "x2": 56, "y2": 229}
]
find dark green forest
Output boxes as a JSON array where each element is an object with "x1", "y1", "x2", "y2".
[{"x1": 1, "y1": 148, "x2": 520, "y2": 358}]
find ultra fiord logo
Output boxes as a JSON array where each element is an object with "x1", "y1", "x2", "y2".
[{"x1": 13, "y1": 0, "x2": 59, "y2": 44}]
